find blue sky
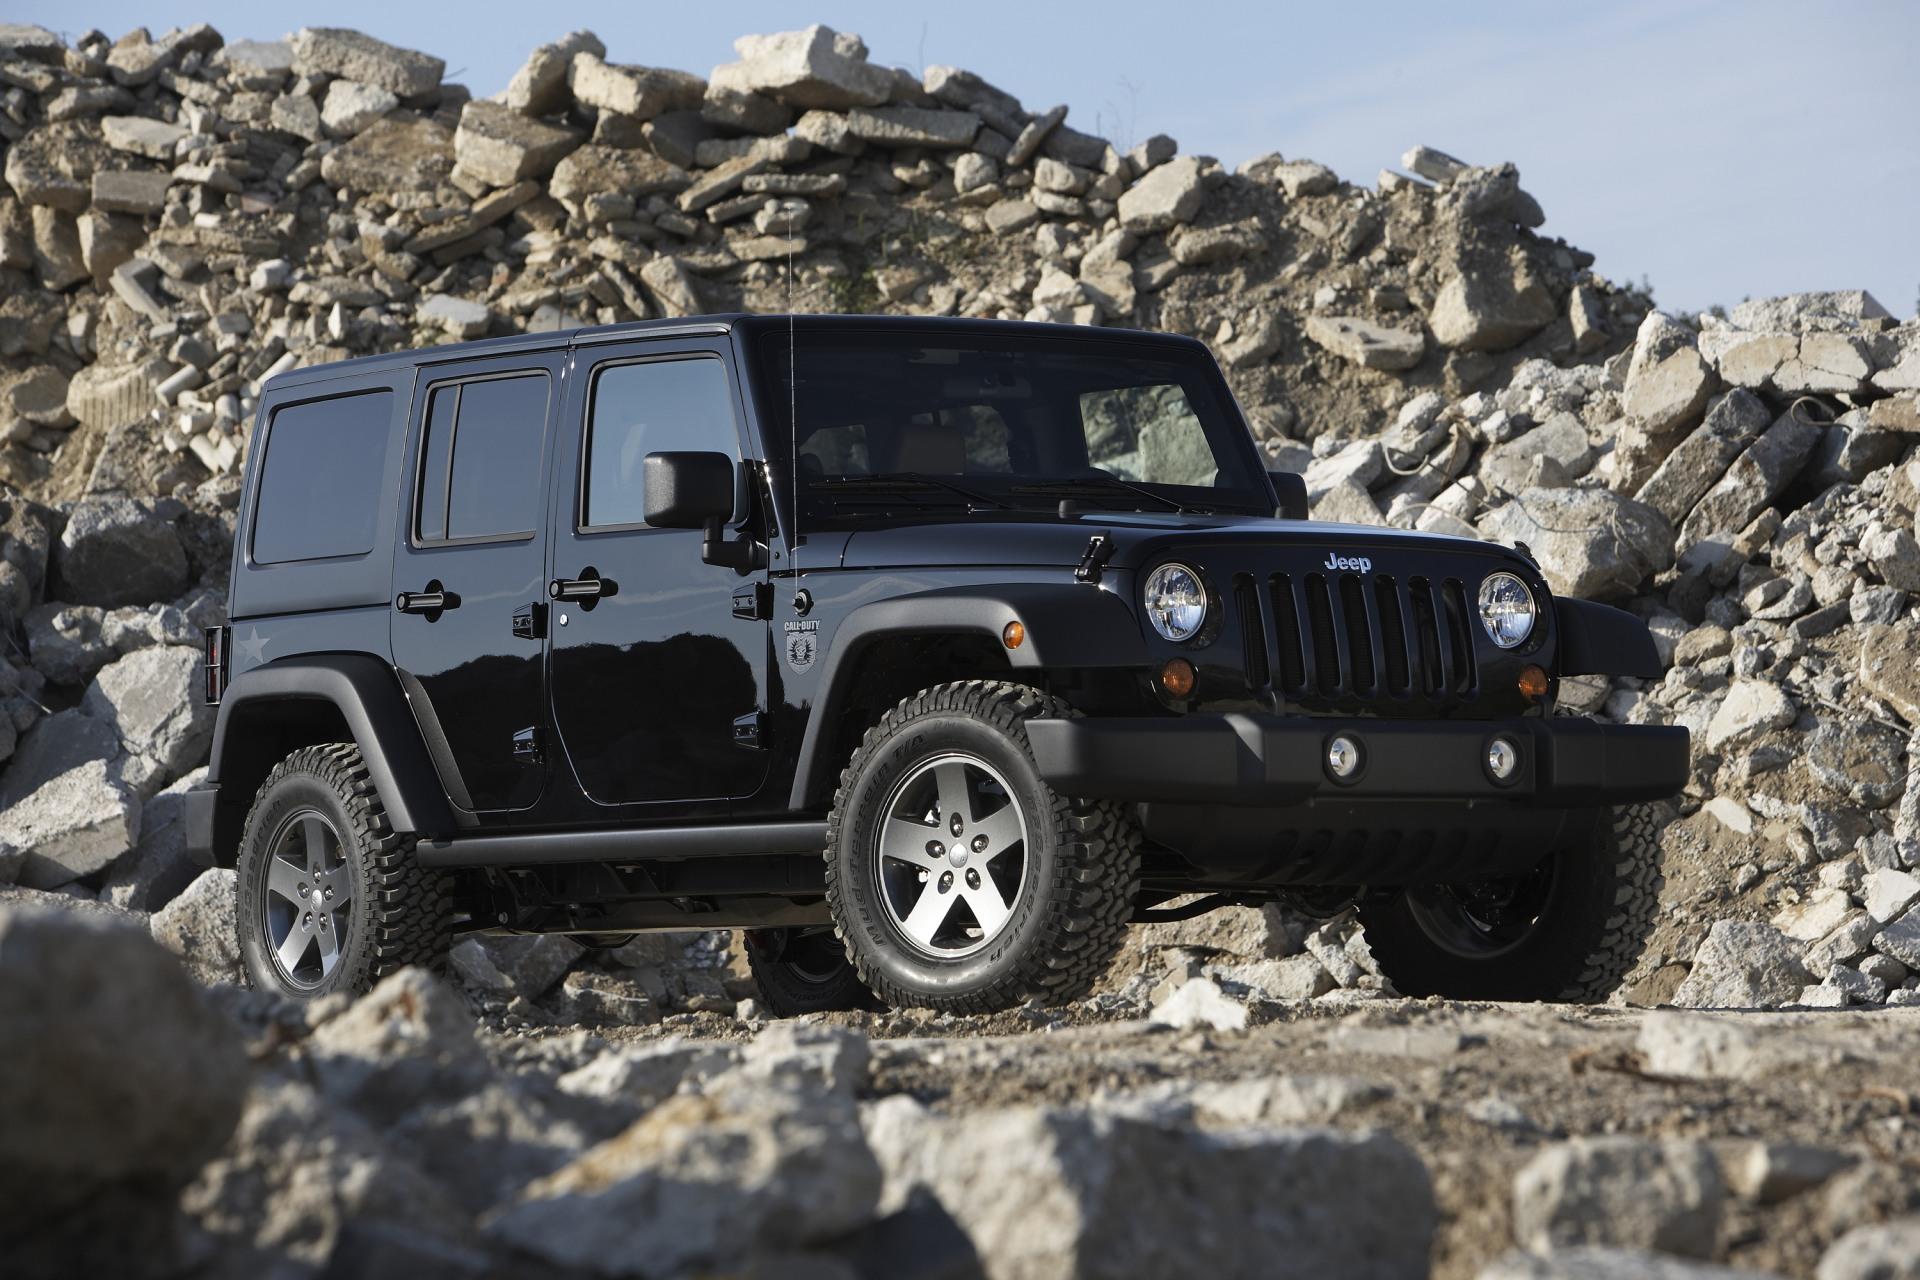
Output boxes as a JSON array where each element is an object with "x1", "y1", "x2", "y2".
[{"x1": 21, "y1": 0, "x2": 1919, "y2": 317}]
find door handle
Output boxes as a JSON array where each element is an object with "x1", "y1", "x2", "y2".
[
  {"x1": 396, "y1": 583, "x2": 460, "y2": 614},
  {"x1": 548, "y1": 568, "x2": 614, "y2": 603}
]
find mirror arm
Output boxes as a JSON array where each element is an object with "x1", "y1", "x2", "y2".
[{"x1": 701, "y1": 517, "x2": 768, "y2": 573}]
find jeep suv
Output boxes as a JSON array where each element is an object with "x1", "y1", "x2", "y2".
[{"x1": 187, "y1": 315, "x2": 1689, "y2": 1014}]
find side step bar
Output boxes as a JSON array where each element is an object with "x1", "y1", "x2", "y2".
[{"x1": 417, "y1": 820, "x2": 828, "y2": 869}]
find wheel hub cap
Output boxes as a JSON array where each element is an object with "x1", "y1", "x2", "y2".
[
  {"x1": 875, "y1": 752, "x2": 1029, "y2": 959},
  {"x1": 262, "y1": 809, "x2": 354, "y2": 988}
]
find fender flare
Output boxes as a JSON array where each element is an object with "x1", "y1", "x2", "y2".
[
  {"x1": 207, "y1": 653, "x2": 458, "y2": 841},
  {"x1": 1554, "y1": 598, "x2": 1665, "y2": 679},
  {"x1": 788, "y1": 583, "x2": 1148, "y2": 808}
]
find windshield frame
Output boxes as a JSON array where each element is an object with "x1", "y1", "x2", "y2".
[{"x1": 741, "y1": 320, "x2": 1274, "y2": 537}]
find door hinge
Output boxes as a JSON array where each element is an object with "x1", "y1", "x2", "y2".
[
  {"x1": 512, "y1": 725, "x2": 544, "y2": 765},
  {"x1": 512, "y1": 600, "x2": 547, "y2": 640},
  {"x1": 1075, "y1": 533, "x2": 1115, "y2": 584},
  {"x1": 732, "y1": 582, "x2": 773, "y2": 621},
  {"x1": 731, "y1": 711, "x2": 766, "y2": 750}
]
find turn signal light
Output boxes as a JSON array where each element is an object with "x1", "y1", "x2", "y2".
[
  {"x1": 1517, "y1": 665, "x2": 1549, "y2": 700},
  {"x1": 1158, "y1": 657, "x2": 1196, "y2": 699},
  {"x1": 1002, "y1": 621, "x2": 1026, "y2": 650}
]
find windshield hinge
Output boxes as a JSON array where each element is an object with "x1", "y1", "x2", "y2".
[{"x1": 1074, "y1": 534, "x2": 1115, "y2": 584}]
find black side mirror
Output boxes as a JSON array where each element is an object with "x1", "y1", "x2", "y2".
[
  {"x1": 643, "y1": 451, "x2": 735, "y2": 528},
  {"x1": 1269, "y1": 470, "x2": 1309, "y2": 521},
  {"x1": 643, "y1": 451, "x2": 765, "y2": 573}
]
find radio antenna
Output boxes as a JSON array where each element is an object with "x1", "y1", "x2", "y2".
[{"x1": 786, "y1": 205, "x2": 800, "y2": 594}]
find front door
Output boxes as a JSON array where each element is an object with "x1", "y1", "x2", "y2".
[
  {"x1": 390, "y1": 354, "x2": 561, "y2": 815},
  {"x1": 546, "y1": 338, "x2": 772, "y2": 809}
]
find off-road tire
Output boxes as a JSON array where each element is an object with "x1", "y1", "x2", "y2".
[
  {"x1": 236, "y1": 743, "x2": 452, "y2": 999},
  {"x1": 825, "y1": 680, "x2": 1141, "y2": 1014},
  {"x1": 744, "y1": 928, "x2": 878, "y2": 1017},
  {"x1": 1358, "y1": 804, "x2": 1664, "y2": 1002}
]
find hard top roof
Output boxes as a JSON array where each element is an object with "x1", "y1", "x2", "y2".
[{"x1": 258, "y1": 314, "x2": 1214, "y2": 394}]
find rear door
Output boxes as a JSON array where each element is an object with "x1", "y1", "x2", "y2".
[
  {"x1": 546, "y1": 335, "x2": 772, "y2": 810},
  {"x1": 390, "y1": 353, "x2": 562, "y2": 816}
]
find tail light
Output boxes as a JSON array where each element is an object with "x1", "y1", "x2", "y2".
[{"x1": 204, "y1": 625, "x2": 228, "y2": 705}]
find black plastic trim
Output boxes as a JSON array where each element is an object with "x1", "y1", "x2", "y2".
[
  {"x1": 1554, "y1": 598, "x2": 1664, "y2": 678},
  {"x1": 418, "y1": 820, "x2": 829, "y2": 868}
]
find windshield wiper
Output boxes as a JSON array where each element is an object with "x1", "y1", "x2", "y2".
[
  {"x1": 812, "y1": 472, "x2": 1016, "y2": 510},
  {"x1": 1010, "y1": 476, "x2": 1208, "y2": 515}
]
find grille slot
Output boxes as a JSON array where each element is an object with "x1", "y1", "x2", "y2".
[{"x1": 1250, "y1": 570, "x2": 1479, "y2": 710}]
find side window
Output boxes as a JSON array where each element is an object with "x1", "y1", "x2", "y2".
[
  {"x1": 414, "y1": 373, "x2": 550, "y2": 543},
  {"x1": 584, "y1": 358, "x2": 737, "y2": 529},
  {"x1": 1080, "y1": 383, "x2": 1217, "y2": 486},
  {"x1": 253, "y1": 390, "x2": 392, "y2": 565}
]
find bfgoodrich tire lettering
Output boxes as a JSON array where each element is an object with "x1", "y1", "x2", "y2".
[
  {"x1": 235, "y1": 743, "x2": 452, "y2": 999},
  {"x1": 1358, "y1": 804, "x2": 1664, "y2": 1002},
  {"x1": 826, "y1": 680, "x2": 1141, "y2": 1014}
]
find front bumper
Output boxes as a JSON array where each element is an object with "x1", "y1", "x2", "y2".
[{"x1": 1024, "y1": 714, "x2": 1689, "y2": 808}]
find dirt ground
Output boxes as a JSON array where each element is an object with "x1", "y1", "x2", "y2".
[{"x1": 560, "y1": 997, "x2": 1920, "y2": 1280}]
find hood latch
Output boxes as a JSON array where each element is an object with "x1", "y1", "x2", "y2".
[{"x1": 1074, "y1": 534, "x2": 1115, "y2": 584}]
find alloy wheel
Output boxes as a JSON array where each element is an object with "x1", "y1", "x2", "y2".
[
  {"x1": 261, "y1": 808, "x2": 355, "y2": 989},
  {"x1": 873, "y1": 752, "x2": 1029, "y2": 959}
]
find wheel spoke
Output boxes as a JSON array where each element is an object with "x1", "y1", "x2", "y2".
[
  {"x1": 881, "y1": 817, "x2": 942, "y2": 865},
  {"x1": 898, "y1": 882, "x2": 954, "y2": 948},
  {"x1": 300, "y1": 815, "x2": 331, "y2": 870},
  {"x1": 315, "y1": 919, "x2": 340, "y2": 972},
  {"x1": 933, "y1": 761, "x2": 974, "y2": 829},
  {"x1": 275, "y1": 920, "x2": 312, "y2": 974},
  {"x1": 971, "y1": 805, "x2": 1024, "y2": 858},
  {"x1": 963, "y1": 878, "x2": 1011, "y2": 938},
  {"x1": 266, "y1": 855, "x2": 307, "y2": 906}
]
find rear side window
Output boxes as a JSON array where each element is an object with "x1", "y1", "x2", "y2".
[
  {"x1": 252, "y1": 391, "x2": 392, "y2": 565},
  {"x1": 414, "y1": 373, "x2": 550, "y2": 543},
  {"x1": 584, "y1": 358, "x2": 737, "y2": 528}
]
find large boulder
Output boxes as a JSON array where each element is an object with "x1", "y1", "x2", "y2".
[
  {"x1": 1305, "y1": 314, "x2": 1425, "y2": 371},
  {"x1": 864, "y1": 1099, "x2": 1436, "y2": 1279},
  {"x1": 149, "y1": 867, "x2": 240, "y2": 985},
  {"x1": 0, "y1": 906, "x2": 247, "y2": 1230},
  {"x1": 504, "y1": 30, "x2": 604, "y2": 116},
  {"x1": 1634, "y1": 389, "x2": 1773, "y2": 526},
  {"x1": 1512, "y1": 1137, "x2": 1725, "y2": 1258},
  {"x1": 1118, "y1": 155, "x2": 1205, "y2": 233},
  {"x1": 1427, "y1": 262, "x2": 1556, "y2": 352},
  {"x1": 4, "y1": 120, "x2": 119, "y2": 211},
  {"x1": 453, "y1": 100, "x2": 581, "y2": 187},
  {"x1": 708, "y1": 25, "x2": 892, "y2": 110},
  {"x1": 319, "y1": 114, "x2": 455, "y2": 195},
  {"x1": 82, "y1": 644, "x2": 214, "y2": 784},
  {"x1": 1672, "y1": 921, "x2": 1811, "y2": 1010},
  {"x1": 101, "y1": 769, "x2": 206, "y2": 911},
  {"x1": 1675, "y1": 411, "x2": 1823, "y2": 558},
  {"x1": 50, "y1": 496, "x2": 188, "y2": 608},
  {"x1": 0, "y1": 758, "x2": 139, "y2": 888},
  {"x1": 290, "y1": 27, "x2": 444, "y2": 98},
  {"x1": 1478, "y1": 488, "x2": 1674, "y2": 601}
]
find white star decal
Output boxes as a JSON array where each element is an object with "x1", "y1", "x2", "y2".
[{"x1": 235, "y1": 626, "x2": 269, "y2": 667}]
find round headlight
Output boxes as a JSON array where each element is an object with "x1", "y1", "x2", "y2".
[
  {"x1": 1144, "y1": 563, "x2": 1208, "y2": 642},
  {"x1": 1477, "y1": 572, "x2": 1537, "y2": 648}
]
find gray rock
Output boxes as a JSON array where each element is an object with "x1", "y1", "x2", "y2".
[
  {"x1": 82, "y1": 645, "x2": 213, "y2": 785},
  {"x1": 1118, "y1": 155, "x2": 1205, "y2": 233},
  {"x1": 1478, "y1": 488, "x2": 1674, "y2": 601},
  {"x1": 1731, "y1": 291, "x2": 1892, "y2": 332},
  {"x1": 1635, "y1": 389, "x2": 1774, "y2": 525},
  {"x1": 1817, "y1": 1218, "x2": 1920, "y2": 1280},
  {"x1": 480, "y1": 933, "x2": 584, "y2": 997},
  {"x1": 1305, "y1": 314, "x2": 1425, "y2": 371},
  {"x1": 23, "y1": 604, "x2": 112, "y2": 686},
  {"x1": 319, "y1": 79, "x2": 398, "y2": 137},
  {"x1": 708, "y1": 25, "x2": 892, "y2": 110},
  {"x1": 454, "y1": 100, "x2": 580, "y2": 187},
  {"x1": 1429, "y1": 265, "x2": 1557, "y2": 352},
  {"x1": 847, "y1": 106, "x2": 980, "y2": 149},
  {"x1": 291, "y1": 27, "x2": 445, "y2": 98},
  {"x1": 1807, "y1": 721, "x2": 1907, "y2": 808},
  {"x1": 1513, "y1": 1137, "x2": 1725, "y2": 1258},
  {"x1": 149, "y1": 867, "x2": 239, "y2": 985},
  {"x1": 0, "y1": 758, "x2": 139, "y2": 888},
  {"x1": 0, "y1": 905, "x2": 247, "y2": 1221},
  {"x1": 1727, "y1": 1142, "x2": 1854, "y2": 1205},
  {"x1": 1, "y1": 706, "x2": 120, "y2": 806},
  {"x1": 100, "y1": 769, "x2": 205, "y2": 911},
  {"x1": 567, "y1": 53, "x2": 705, "y2": 121},
  {"x1": 557, "y1": 970, "x2": 659, "y2": 1026},
  {"x1": 863, "y1": 1098, "x2": 1436, "y2": 1279},
  {"x1": 1704, "y1": 681, "x2": 1797, "y2": 753},
  {"x1": 549, "y1": 144, "x2": 690, "y2": 209},
  {"x1": 309, "y1": 968, "x2": 491, "y2": 1120},
  {"x1": 1864, "y1": 868, "x2": 1920, "y2": 925},
  {"x1": 504, "y1": 29, "x2": 603, "y2": 115},
  {"x1": 100, "y1": 114, "x2": 187, "y2": 162},
  {"x1": 1677, "y1": 412, "x2": 1823, "y2": 558},
  {"x1": 557, "y1": 1036, "x2": 739, "y2": 1104},
  {"x1": 320, "y1": 114, "x2": 456, "y2": 195},
  {"x1": 486, "y1": 1089, "x2": 882, "y2": 1275},
  {"x1": 1875, "y1": 907, "x2": 1920, "y2": 969},
  {"x1": 1148, "y1": 975, "x2": 1248, "y2": 1031},
  {"x1": 1672, "y1": 921, "x2": 1812, "y2": 1010},
  {"x1": 725, "y1": 1021, "x2": 871, "y2": 1099},
  {"x1": 51, "y1": 496, "x2": 188, "y2": 608},
  {"x1": 1481, "y1": 1247, "x2": 1781, "y2": 1279}
]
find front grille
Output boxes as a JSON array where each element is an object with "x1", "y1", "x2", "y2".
[{"x1": 1240, "y1": 572, "x2": 1479, "y2": 710}]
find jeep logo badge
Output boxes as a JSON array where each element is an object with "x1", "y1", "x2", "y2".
[{"x1": 1323, "y1": 551, "x2": 1374, "y2": 573}]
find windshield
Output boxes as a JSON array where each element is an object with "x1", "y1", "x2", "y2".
[{"x1": 754, "y1": 330, "x2": 1271, "y2": 522}]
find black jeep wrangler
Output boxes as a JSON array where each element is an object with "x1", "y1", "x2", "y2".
[{"x1": 186, "y1": 314, "x2": 1688, "y2": 1014}]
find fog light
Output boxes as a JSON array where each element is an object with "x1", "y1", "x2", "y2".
[
  {"x1": 1486, "y1": 737, "x2": 1520, "y2": 783},
  {"x1": 1325, "y1": 735, "x2": 1362, "y2": 782},
  {"x1": 1158, "y1": 657, "x2": 1196, "y2": 699},
  {"x1": 1517, "y1": 664, "x2": 1549, "y2": 700},
  {"x1": 1002, "y1": 620, "x2": 1026, "y2": 650}
]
